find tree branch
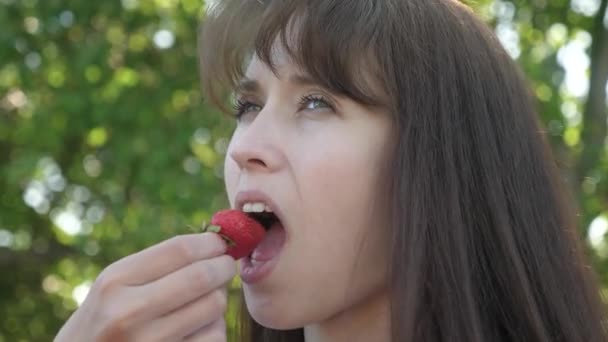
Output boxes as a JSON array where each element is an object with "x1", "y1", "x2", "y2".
[
  {"x1": 0, "y1": 241, "x2": 82, "y2": 268},
  {"x1": 577, "y1": 0, "x2": 608, "y2": 186}
]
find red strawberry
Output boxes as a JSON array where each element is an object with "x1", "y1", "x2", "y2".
[{"x1": 202, "y1": 209, "x2": 266, "y2": 259}]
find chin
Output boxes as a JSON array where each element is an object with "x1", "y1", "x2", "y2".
[{"x1": 244, "y1": 291, "x2": 308, "y2": 330}]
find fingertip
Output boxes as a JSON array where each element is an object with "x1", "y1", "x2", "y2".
[{"x1": 200, "y1": 232, "x2": 228, "y2": 256}]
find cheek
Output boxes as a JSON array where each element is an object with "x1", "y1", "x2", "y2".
[
  {"x1": 223, "y1": 156, "x2": 239, "y2": 205},
  {"x1": 295, "y1": 129, "x2": 392, "y2": 265},
  {"x1": 296, "y1": 144, "x2": 387, "y2": 265},
  {"x1": 286, "y1": 150, "x2": 390, "y2": 318},
  {"x1": 299, "y1": 143, "x2": 377, "y2": 218}
]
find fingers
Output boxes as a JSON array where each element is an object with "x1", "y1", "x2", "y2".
[
  {"x1": 135, "y1": 290, "x2": 229, "y2": 341},
  {"x1": 57, "y1": 233, "x2": 233, "y2": 342},
  {"x1": 104, "y1": 233, "x2": 227, "y2": 285},
  {"x1": 130, "y1": 255, "x2": 236, "y2": 320},
  {"x1": 182, "y1": 318, "x2": 227, "y2": 342}
]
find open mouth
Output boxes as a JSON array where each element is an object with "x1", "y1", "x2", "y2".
[
  {"x1": 239, "y1": 207, "x2": 287, "y2": 282},
  {"x1": 246, "y1": 211, "x2": 280, "y2": 231}
]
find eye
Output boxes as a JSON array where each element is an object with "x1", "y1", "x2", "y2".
[
  {"x1": 233, "y1": 99, "x2": 262, "y2": 121},
  {"x1": 298, "y1": 94, "x2": 334, "y2": 112}
]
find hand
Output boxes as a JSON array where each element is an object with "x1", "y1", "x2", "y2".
[{"x1": 55, "y1": 233, "x2": 237, "y2": 342}]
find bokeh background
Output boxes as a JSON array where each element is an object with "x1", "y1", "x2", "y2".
[{"x1": 1, "y1": 0, "x2": 607, "y2": 340}]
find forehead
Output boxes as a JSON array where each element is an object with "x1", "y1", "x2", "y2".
[
  {"x1": 240, "y1": 27, "x2": 389, "y2": 108},
  {"x1": 244, "y1": 41, "x2": 297, "y2": 79},
  {"x1": 239, "y1": 59, "x2": 322, "y2": 97}
]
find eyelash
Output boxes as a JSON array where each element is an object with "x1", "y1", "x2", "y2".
[
  {"x1": 232, "y1": 99, "x2": 258, "y2": 120},
  {"x1": 232, "y1": 94, "x2": 334, "y2": 120}
]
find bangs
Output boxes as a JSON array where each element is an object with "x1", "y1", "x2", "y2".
[{"x1": 199, "y1": 0, "x2": 387, "y2": 112}]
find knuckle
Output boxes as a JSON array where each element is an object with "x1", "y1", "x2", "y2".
[
  {"x1": 209, "y1": 319, "x2": 228, "y2": 342},
  {"x1": 208, "y1": 333, "x2": 227, "y2": 342},
  {"x1": 94, "y1": 268, "x2": 120, "y2": 296},
  {"x1": 121, "y1": 295, "x2": 147, "y2": 321},
  {"x1": 187, "y1": 324, "x2": 226, "y2": 342},
  {"x1": 94, "y1": 292, "x2": 145, "y2": 341},
  {"x1": 208, "y1": 290, "x2": 228, "y2": 314},
  {"x1": 170, "y1": 236, "x2": 197, "y2": 261},
  {"x1": 219, "y1": 255, "x2": 237, "y2": 276},
  {"x1": 97, "y1": 305, "x2": 131, "y2": 341},
  {"x1": 191, "y1": 263, "x2": 216, "y2": 289},
  {"x1": 134, "y1": 328, "x2": 170, "y2": 342}
]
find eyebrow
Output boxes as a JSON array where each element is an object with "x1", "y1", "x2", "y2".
[
  {"x1": 235, "y1": 73, "x2": 321, "y2": 95},
  {"x1": 288, "y1": 73, "x2": 319, "y2": 87},
  {"x1": 235, "y1": 78, "x2": 261, "y2": 94}
]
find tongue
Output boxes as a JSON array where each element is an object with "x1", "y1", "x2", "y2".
[{"x1": 251, "y1": 222, "x2": 285, "y2": 262}]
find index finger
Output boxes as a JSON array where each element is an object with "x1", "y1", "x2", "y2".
[{"x1": 106, "y1": 233, "x2": 227, "y2": 285}]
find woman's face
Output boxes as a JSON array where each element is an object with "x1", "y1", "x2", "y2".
[{"x1": 224, "y1": 51, "x2": 393, "y2": 329}]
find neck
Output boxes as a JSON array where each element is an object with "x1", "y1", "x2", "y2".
[{"x1": 303, "y1": 290, "x2": 391, "y2": 342}]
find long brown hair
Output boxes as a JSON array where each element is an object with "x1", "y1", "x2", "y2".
[{"x1": 198, "y1": 0, "x2": 608, "y2": 341}]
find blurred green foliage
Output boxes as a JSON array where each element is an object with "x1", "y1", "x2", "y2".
[{"x1": 0, "y1": 0, "x2": 607, "y2": 340}]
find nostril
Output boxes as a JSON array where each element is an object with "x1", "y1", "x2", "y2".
[
  {"x1": 229, "y1": 146, "x2": 268, "y2": 170},
  {"x1": 248, "y1": 158, "x2": 266, "y2": 167}
]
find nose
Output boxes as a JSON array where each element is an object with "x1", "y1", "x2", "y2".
[{"x1": 228, "y1": 114, "x2": 283, "y2": 173}]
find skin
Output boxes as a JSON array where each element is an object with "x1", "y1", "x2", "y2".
[
  {"x1": 225, "y1": 50, "x2": 393, "y2": 342},
  {"x1": 55, "y1": 46, "x2": 393, "y2": 342},
  {"x1": 55, "y1": 233, "x2": 237, "y2": 341}
]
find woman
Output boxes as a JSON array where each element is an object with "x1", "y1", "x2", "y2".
[{"x1": 56, "y1": 0, "x2": 608, "y2": 341}]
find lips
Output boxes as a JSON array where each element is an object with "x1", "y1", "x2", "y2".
[{"x1": 240, "y1": 220, "x2": 286, "y2": 284}]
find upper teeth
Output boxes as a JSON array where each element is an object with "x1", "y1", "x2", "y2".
[{"x1": 242, "y1": 202, "x2": 273, "y2": 213}]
